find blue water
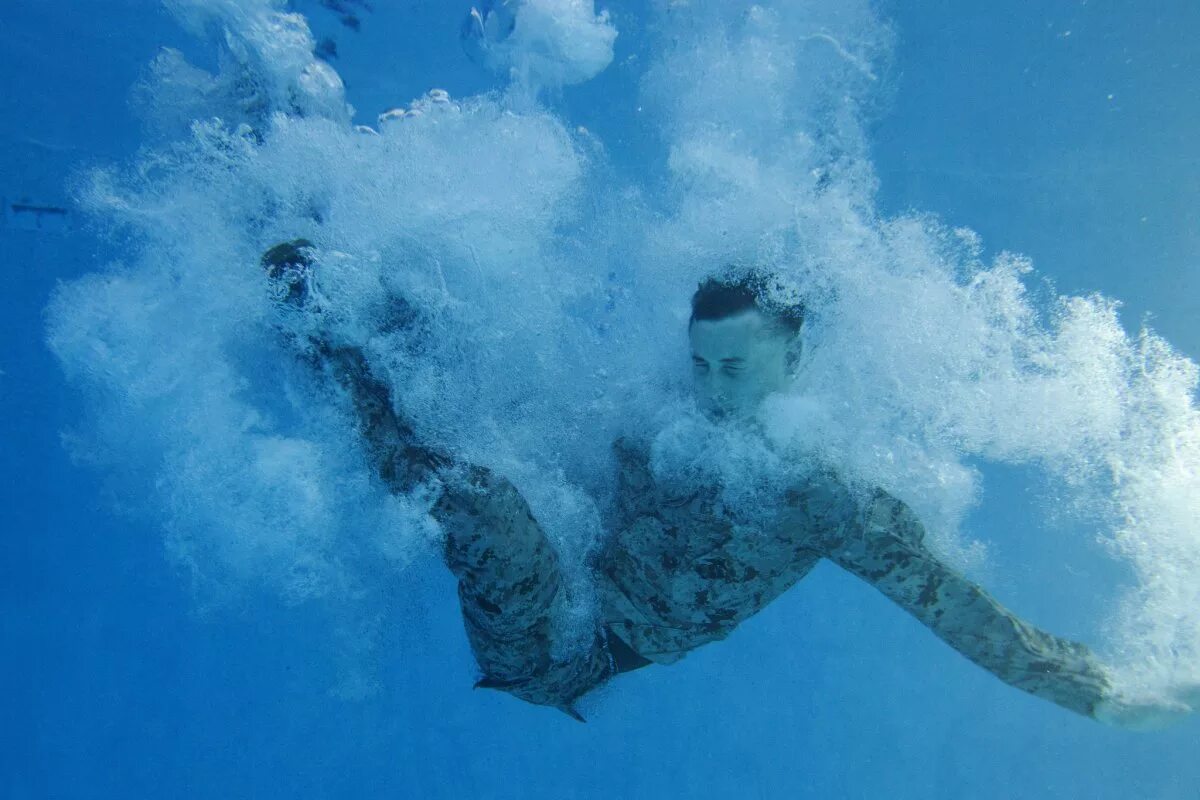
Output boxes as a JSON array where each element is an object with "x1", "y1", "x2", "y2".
[{"x1": 3, "y1": 2, "x2": 1200, "y2": 798}]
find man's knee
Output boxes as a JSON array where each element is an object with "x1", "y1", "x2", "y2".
[{"x1": 471, "y1": 631, "x2": 618, "y2": 717}]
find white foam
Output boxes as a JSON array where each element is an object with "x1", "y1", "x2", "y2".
[
  {"x1": 46, "y1": 0, "x2": 1200, "y2": 701},
  {"x1": 462, "y1": 0, "x2": 617, "y2": 89},
  {"x1": 160, "y1": 0, "x2": 350, "y2": 125}
]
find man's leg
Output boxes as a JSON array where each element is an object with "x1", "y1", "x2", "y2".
[
  {"x1": 263, "y1": 241, "x2": 617, "y2": 717},
  {"x1": 436, "y1": 469, "x2": 617, "y2": 718}
]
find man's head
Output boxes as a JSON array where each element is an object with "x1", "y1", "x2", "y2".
[
  {"x1": 688, "y1": 272, "x2": 805, "y2": 421},
  {"x1": 261, "y1": 239, "x2": 315, "y2": 307}
]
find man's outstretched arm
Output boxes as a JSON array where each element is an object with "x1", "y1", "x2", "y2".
[{"x1": 796, "y1": 482, "x2": 1111, "y2": 719}]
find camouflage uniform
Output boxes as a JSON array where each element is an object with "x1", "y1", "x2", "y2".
[
  {"x1": 265, "y1": 244, "x2": 1110, "y2": 721},
  {"x1": 325, "y1": 345, "x2": 1110, "y2": 721},
  {"x1": 605, "y1": 440, "x2": 1110, "y2": 716}
]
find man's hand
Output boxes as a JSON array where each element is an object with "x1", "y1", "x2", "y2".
[{"x1": 1093, "y1": 683, "x2": 1200, "y2": 731}]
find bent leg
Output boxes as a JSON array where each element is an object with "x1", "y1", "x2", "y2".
[
  {"x1": 262, "y1": 243, "x2": 617, "y2": 715},
  {"x1": 330, "y1": 343, "x2": 618, "y2": 713},
  {"x1": 435, "y1": 468, "x2": 616, "y2": 716}
]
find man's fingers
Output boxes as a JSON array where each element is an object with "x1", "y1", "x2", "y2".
[{"x1": 1172, "y1": 682, "x2": 1200, "y2": 712}]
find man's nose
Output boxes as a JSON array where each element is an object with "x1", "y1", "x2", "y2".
[{"x1": 706, "y1": 375, "x2": 732, "y2": 403}]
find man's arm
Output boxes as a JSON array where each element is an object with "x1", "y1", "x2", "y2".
[{"x1": 795, "y1": 480, "x2": 1112, "y2": 719}]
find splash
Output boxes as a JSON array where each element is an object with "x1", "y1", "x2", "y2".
[
  {"x1": 462, "y1": 0, "x2": 617, "y2": 88},
  {"x1": 47, "y1": 0, "x2": 1200, "y2": 701}
]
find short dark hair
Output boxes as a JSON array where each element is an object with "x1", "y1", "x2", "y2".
[
  {"x1": 690, "y1": 270, "x2": 805, "y2": 334},
  {"x1": 261, "y1": 239, "x2": 314, "y2": 279},
  {"x1": 261, "y1": 239, "x2": 316, "y2": 307}
]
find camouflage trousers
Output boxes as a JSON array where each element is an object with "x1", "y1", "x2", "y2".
[
  {"x1": 315, "y1": 340, "x2": 635, "y2": 717},
  {"x1": 434, "y1": 467, "x2": 648, "y2": 718}
]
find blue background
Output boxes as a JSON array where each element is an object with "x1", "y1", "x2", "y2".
[{"x1": 2, "y1": 1, "x2": 1198, "y2": 797}]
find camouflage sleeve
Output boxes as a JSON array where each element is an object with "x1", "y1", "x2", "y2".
[
  {"x1": 813, "y1": 485, "x2": 1112, "y2": 718},
  {"x1": 323, "y1": 344, "x2": 615, "y2": 717}
]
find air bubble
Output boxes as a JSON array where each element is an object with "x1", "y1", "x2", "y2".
[{"x1": 377, "y1": 107, "x2": 409, "y2": 124}]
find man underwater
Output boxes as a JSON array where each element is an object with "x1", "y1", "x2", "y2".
[{"x1": 262, "y1": 241, "x2": 1193, "y2": 729}]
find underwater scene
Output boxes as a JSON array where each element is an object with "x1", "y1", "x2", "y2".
[{"x1": 3, "y1": 0, "x2": 1200, "y2": 797}]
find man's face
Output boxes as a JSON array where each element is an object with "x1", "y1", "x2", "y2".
[{"x1": 689, "y1": 309, "x2": 797, "y2": 422}]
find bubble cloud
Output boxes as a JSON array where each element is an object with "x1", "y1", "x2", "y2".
[
  {"x1": 461, "y1": 0, "x2": 617, "y2": 89},
  {"x1": 47, "y1": 0, "x2": 1200, "y2": 701}
]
